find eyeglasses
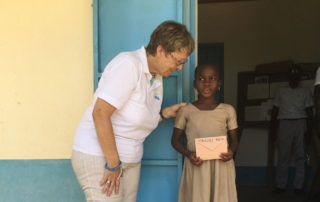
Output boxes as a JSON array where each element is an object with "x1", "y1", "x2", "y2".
[{"x1": 170, "y1": 53, "x2": 188, "y2": 66}]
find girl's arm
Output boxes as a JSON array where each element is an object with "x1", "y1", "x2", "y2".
[
  {"x1": 171, "y1": 128, "x2": 190, "y2": 157},
  {"x1": 171, "y1": 128, "x2": 203, "y2": 166},
  {"x1": 220, "y1": 129, "x2": 238, "y2": 162}
]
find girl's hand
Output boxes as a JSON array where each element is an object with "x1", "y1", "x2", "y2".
[
  {"x1": 100, "y1": 168, "x2": 123, "y2": 196},
  {"x1": 188, "y1": 152, "x2": 203, "y2": 166},
  {"x1": 220, "y1": 149, "x2": 234, "y2": 162}
]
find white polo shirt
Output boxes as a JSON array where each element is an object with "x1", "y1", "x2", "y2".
[{"x1": 73, "y1": 47, "x2": 163, "y2": 163}]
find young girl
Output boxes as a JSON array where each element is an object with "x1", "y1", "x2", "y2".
[{"x1": 172, "y1": 63, "x2": 238, "y2": 202}]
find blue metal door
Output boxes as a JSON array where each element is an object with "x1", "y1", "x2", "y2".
[{"x1": 93, "y1": 0, "x2": 196, "y2": 201}]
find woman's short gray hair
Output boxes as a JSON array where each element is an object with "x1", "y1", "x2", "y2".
[{"x1": 146, "y1": 20, "x2": 194, "y2": 56}]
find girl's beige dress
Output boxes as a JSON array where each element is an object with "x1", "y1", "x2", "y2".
[{"x1": 175, "y1": 103, "x2": 238, "y2": 202}]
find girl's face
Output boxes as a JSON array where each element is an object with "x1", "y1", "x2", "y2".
[{"x1": 194, "y1": 65, "x2": 221, "y2": 99}]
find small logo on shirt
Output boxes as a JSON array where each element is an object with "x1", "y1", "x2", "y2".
[{"x1": 154, "y1": 95, "x2": 160, "y2": 100}]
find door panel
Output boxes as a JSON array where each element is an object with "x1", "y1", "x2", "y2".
[
  {"x1": 143, "y1": 74, "x2": 181, "y2": 160},
  {"x1": 96, "y1": 0, "x2": 181, "y2": 74},
  {"x1": 137, "y1": 165, "x2": 179, "y2": 201},
  {"x1": 93, "y1": 0, "x2": 195, "y2": 201}
]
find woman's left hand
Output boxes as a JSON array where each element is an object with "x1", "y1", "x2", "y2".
[
  {"x1": 161, "y1": 102, "x2": 187, "y2": 119},
  {"x1": 220, "y1": 149, "x2": 234, "y2": 162}
]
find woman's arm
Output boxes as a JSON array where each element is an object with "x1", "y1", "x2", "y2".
[
  {"x1": 92, "y1": 98, "x2": 122, "y2": 196},
  {"x1": 171, "y1": 128, "x2": 203, "y2": 166},
  {"x1": 159, "y1": 102, "x2": 187, "y2": 122}
]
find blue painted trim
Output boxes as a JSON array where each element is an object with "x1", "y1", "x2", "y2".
[
  {"x1": 142, "y1": 159, "x2": 178, "y2": 166},
  {"x1": 177, "y1": 71, "x2": 183, "y2": 182},
  {"x1": 93, "y1": 0, "x2": 99, "y2": 91},
  {"x1": 0, "y1": 160, "x2": 85, "y2": 202},
  {"x1": 189, "y1": 0, "x2": 196, "y2": 102},
  {"x1": 177, "y1": 0, "x2": 182, "y2": 23},
  {"x1": 182, "y1": 0, "x2": 196, "y2": 103},
  {"x1": 177, "y1": 0, "x2": 195, "y2": 184},
  {"x1": 170, "y1": 0, "x2": 196, "y2": 184},
  {"x1": 170, "y1": 71, "x2": 180, "y2": 76}
]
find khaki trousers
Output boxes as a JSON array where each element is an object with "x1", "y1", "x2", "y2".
[{"x1": 71, "y1": 150, "x2": 141, "y2": 202}]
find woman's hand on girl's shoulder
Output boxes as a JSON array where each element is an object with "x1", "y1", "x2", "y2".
[
  {"x1": 162, "y1": 102, "x2": 187, "y2": 119},
  {"x1": 188, "y1": 152, "x2": 203, "y2": 166},
  {"x1": 220, "y1": 149, "x2": 234, "y2": 162}
]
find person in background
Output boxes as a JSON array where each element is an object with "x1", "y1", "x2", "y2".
[
  {"x1": 314, "y1": 66, "x2": 320, "y2": 136},
  {"x1": 172, "y1": 63, "x2": 238, "y2": 202},
  {"x1": 270, "y1": 65, "x2": 313, "y2": 195},
  {"x1": 71, "y1": 20, "x2": 194, "y2": 202},
  {"x1": 309, "y1": 66, "x2": 320, "y2": 199}
]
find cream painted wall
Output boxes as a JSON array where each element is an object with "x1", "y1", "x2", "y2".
[
  {"x1": 198, "y1": 0, "x2": 320, "y2": 166},
  {"x1": 0, "y1": 0, "x2": 93, "y2": 159}
]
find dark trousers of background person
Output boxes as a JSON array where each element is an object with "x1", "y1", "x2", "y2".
[{"x1": 276, "y1": 119, "x2": 306, "y2": 189}]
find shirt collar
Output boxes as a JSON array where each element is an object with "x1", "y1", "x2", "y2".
[
  {"x1": 137, "y1": 46, "x2": 152, "y2": 81},
  {"x1": 150, "y1": 74, "x2": 162, "y2": 89}
]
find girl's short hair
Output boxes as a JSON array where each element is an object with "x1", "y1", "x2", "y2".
[
  {"x1": 146, "y1": 21, "x2": 194, "y2": 56},
  {"x1": 194, "y1": 62, "x2": 220, "y2": 78}
]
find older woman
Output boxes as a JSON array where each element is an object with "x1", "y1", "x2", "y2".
[{"x1": 71, "y1": 20, "x2": 194, "y2": 202}]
